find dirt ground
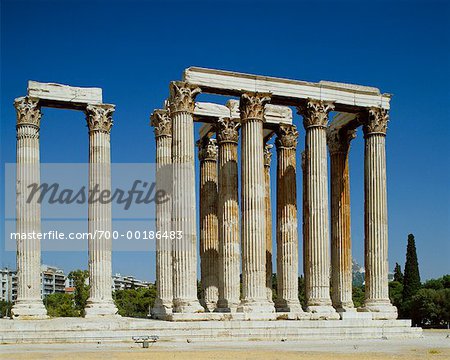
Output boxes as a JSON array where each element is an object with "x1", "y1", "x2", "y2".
[{"x1": 0, "y1": 330, "x2": 449, "y2": 360}]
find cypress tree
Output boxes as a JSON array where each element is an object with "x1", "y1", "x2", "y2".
[
  {"x1": 402, "y1": 234, "x2": 421, "y2": 301},
  {"x1": 393, "y1": 263, "x2": 404, "y2": 283}
]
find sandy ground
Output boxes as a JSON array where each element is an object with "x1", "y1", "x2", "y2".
[{"x1": 0, "y1": 330, "x2": 449, "y2": 360}]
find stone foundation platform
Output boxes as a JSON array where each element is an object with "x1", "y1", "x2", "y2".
[{"x1": 0, "y1": 318, "x2": 422, "y2": 344}]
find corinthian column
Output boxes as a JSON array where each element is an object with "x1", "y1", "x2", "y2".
[
  {"x1": 360, "y1": 108, "x2": 397, "y2": 319},
  {"x1": 216, "y1": 118, "x2": 241, "y2": 312},
  {"x1": 275, "y1": 125, "x2": 303, "y2": 313},
  {"x1": 297, "y1": 100, "x2": 338, "y2": 319},
  {"x1": 264, "y1": 143, "x2": 274, "y2": 303},
  {"x1": 84, "y1": 104, "x2": 118, "y2": 317},
  {"x1": 198, "y1": 137, "x2": 219, "y2": 312},
  {"x1": 11, "y1": 97, "x2": 47, "y2": 319},
  {"x1": 238, "y1": 92, "x2": 275, "y2": 314},
  {"x1": 327, "y1": 127, "x2": 356, "y2": 314},
  {"x1": 169, "y1": 81, "x2": 204, "y2": 313},
  {"x1": 150, "y1": 109, "x2": 173, "y2": 318}
]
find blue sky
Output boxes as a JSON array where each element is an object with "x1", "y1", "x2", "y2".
[{"x1": 1, "y1": 0, "x2": 449, "y2": 281}]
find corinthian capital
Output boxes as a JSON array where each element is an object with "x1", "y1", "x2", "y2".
[
  {"x1": 275, "y1": 124, "x2": 299, "y2": 149},
  {"x1": 14, "y1": 97, "x2": 41, "y2": 128},
  {"x1": 361, "y1": 107, "x2": 389, "y2": 136},
  {"x1": 169, "y1": 81, "x2": 201, "y2": 114},
  {"x1": 197, "y1": 137, "x2": 218, "y2": 162},
  {"x1": 264, "y1": 143, "x2": 273, "y2": 167},
  {"x1": 239, "y1": 92, "x2": 271, "y2": 122},
  {"x1": 327, "y1": 127, "x2": 356, "y2": 154},
  {"x1": 216, "y1": 117, "x2": 239, "y2": 144},
  {"x1": 150, "y1": 109, "x2": 172, "y2": 138},
  {"x1": 297, "y1": 99, "x2": 334, "y2": 129},
  {"x1": 86, "y1": 104, "x2": 115, "y2": 133}
]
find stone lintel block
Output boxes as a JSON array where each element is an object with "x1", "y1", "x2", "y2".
[
  {"x1": 28, "y1": 81, "x2": 102, "y2": 108},
  {"x1": 183, "y1": 67, "x2": 391, "y2": 111}
]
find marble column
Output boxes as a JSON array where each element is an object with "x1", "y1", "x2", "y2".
[
  {"x1": 327, "y1": 127, "x2": 356, "y2": 313},
  {"x1": 264, "y1": 143, "x2": 274, "y2": 303},
  {"x1": 275, "y1": 125, "x2": 303, "y2": 313},
  {"x1": 11, "y1": 97, "x2": 48, "y2": 319},
  {"x1": 84, "y1": 104, "x2": 118, "y2": 317},
  {"x1": 198, "y1": 137, "x2": 219, "y2": 312},
  {"x1": 216, "y1": 118, "x2": 241, "y2": 312},
  {"x1": 297, "y1": 100, "x2": 339, "y2": 319},
  {"x1": 150, "y1": 109, "x2": 173, "y2": 317},
  {"x1": 169, "y1": 81, "x2": 204, "y2": 313},
  {"x1": 360, "y1": 108, "x2": 397, "y2": 319},
  {"x1": 238, "y1": 92, "x2": 275, "y2": 313}
]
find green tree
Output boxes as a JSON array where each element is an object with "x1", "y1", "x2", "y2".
[
  {"x1": 403, "y1": 234, "x2": 421, "y2": 300},
  {"x1": 393, "y1": 263, "x2": 404, "y2": 283},
  {"x1": 298, "y1": 275, "x2": 306, "y2": 308},
  {"x1": 389, "y1": 281, "x2": 403, "y2": 309},
  {"x1": 68, "y1": 269, "x2": 89, "y2": 316},
  {"x1": 44, "y1": 293, "x2": 78, "y2": 317},
  {"x1": 0, "y1": 300, "x2": 12, "y2": 318},
  {"x1": 410, "y1": 287, "x2": 450, "y2": 328},
  {"x1": 114, "y1": 285, "x2": 157, "y2": 318},
  {"x1": 352, "y1": 285, "x2": 365, "y2": 308}
]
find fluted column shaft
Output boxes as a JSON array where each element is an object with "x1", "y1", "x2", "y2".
[
  {"x1": 298, "y1": 100, "x2": 338, "y2": 319},
  {"x1": 328, "y1": 128, "x2": 356, "y2": 312},
  {"x1": 238, "y1": 92, "x2": 274, "y2": 313},
  {"x1": 198, "y1": 137, "x2": 219, "y2": 312},
  {"x1": 12, "y1": 97, "x2": 47, "y2": 319},
  {"x1": 169, "y1": 81, "x2": 204, "y2": 313},
  {"x1": 264, "y1": 144, "x2": 274, "y2": 302},
  {"x1": 275, "y1": 125, "x2": 303, "y2": 313},
  {"x1": 361, "y1": 108, "x2": 397, "y2": 319},
  {"x1": 216, "y1": 118, "x2": 241, "y2": 312},
  {"x1": 85, "y1": 104, "x2": 118, "y2": 317},
  {"x1": 150, "y1": 110, "x2": 173, "y2": 317}
]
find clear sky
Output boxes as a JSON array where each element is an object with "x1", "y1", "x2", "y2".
[{"x1": 1, "y1": 0, "x2": 449, "y2": 281}]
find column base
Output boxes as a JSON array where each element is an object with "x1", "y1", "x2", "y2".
[
  {"x1": 237, "y1": 299, "x2": 275, "y2": 313},
  {"x1": 201, "y1": 300, "x2": 218, "y2": 313},
  {"x1": 306, "y1": 305, "x2": 340, "y2": 320},
  {"x1": 84, "y1": 300, "x2": 119, "y2": 318},
  {"x1": 11, "y1": 300, "x2": 48, "y2": 320},
  {"x1": 173, "y1": 299, "x2": 205, "y2": 314},
  {"x1": 215, "y1": 299, "x2": 239, "y2": 313},
  {"x1": 275, "y1": 299, "x2": 304, "y2": 313},
  {"x1": 360, "y1": 301, "x2": 398, "y2": 320},
  {"x1": 150, "y1": 299, "x2": 173, "y2": 319}
]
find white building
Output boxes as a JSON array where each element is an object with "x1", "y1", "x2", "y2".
[
  {"x1": 40, "y1": 265, "x2": 66, "y2": 298},
  {"x1": 0, "y1": 268, "x2": 17, "y2": 302},
  {"x1": 112, "y1": 273, "x2": 151, "y2": 291}
]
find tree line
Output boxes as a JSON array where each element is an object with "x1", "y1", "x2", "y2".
[{"x1": 1, "y1": 234, "x2": 448, "y2": 327}]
